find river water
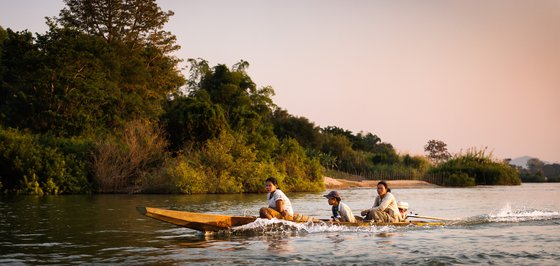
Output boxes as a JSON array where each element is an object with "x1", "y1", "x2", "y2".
[{"x1": 1, "y1": 183, "x2": 559, "y2": 265}]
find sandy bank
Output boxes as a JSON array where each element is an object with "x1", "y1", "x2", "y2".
[{"x1": 324, "y1": 176, "x2": 437, "y2": 189}]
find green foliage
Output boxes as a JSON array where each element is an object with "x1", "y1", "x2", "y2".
[
  {"x1": 0, "y1": 27, "x2": 184, "y2": 137},
  {"x1": 275, "y1": 138, "x2": 324, "y2": 192},
  {"x1": 319, "y1": 133, "x2": 355, "y2": 171},
  {"x1": 56, "y1": 0, "x2": 176, "y2": 46},
  {"x1": 424, "y1": 139, "x2": 451, "y2": 165},
  {"x1": 150, "y1": 132, "x2": 323, "y2": 194},
  {"x1": 317, "y1": 127, "x2": 400, "y2": 173},
  {"x1": 170, "y1": 59, "x2": 276, "y2": 155},
  {"x1": 0, "y1": 127, "x2": 93, "y2": 194},
  {"x1": 1, "y1": 0, "x2": 185, "y2": 137},
  {"x1": 161, "y1": 91, "x2": 228, "y2": 150},
  {"x1": 1, "y1": 0, "x2": 337, "y2": 194},
  {"x1": 272, "y1": 108, "x2": 322, "y2": 149},
  {"x1": 158, "y1": 131, "x2": 282, "y2": 194},
  {"x1": 369, "y1": 143, "x2": 400, "y2": 165},
  {"x1": 519, "y1": 170, "x2": 547, "y2": 182},
  {"x1": 543, "y1": 164, "x2": 560, "y2": 182},
  {"x1": 445, "y1": 173, "x2": 476, "y2": 187},
  {"x1": 160, "y1": 159, "x2": 208, "y2": 194},
  {"x1": 92, "y1": 120, "x2": 169, "y2": 193},
  {"x1": 429, "y1": 148, "x2": 521, "y2": 186},
  {"x1": 518, "y1": 160, "x2": 560, "y2": 182},
  {"x1": 352, "y1": 132, "x2": 382, "y2": 152},
  {"x1": 402, "y1": 154, "x2": 431, "y2": 172},
  {"x1": 322, "y1": 126, "x2": 381, "y2": 153}
]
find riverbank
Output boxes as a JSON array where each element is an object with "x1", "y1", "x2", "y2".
[{"x1": 324, "y1": 176, "x2": 437, "y2": 189}]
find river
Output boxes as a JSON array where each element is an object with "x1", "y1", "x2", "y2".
[{"x1": 1, "y1": 183, "x2": 559, "y2": 265}]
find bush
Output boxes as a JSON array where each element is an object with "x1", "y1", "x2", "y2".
[
  {"x1": 140, "y1": 159, "x2": 207, "y2": 194},
  {"x1": 275, "y1": 138, "x2": 324, "y2": 192},
  {"x1": 92, "y1": 120, "x2": 169, "y2": 193},
  {"x1": 159, "y1": 132, "x2": 324, "y2": 194},
  {"x1": 0, "y1": 127, "x2": 92, "y2": 194},
  {"x1": 197, "y1": 132, "x2": 285, "y2": 193},
  {"x1": 445, "y1": 173, "x2": 476, "y2": 187},
  {"x1": 428, "y1": 148, "x2": 521, "y2": 186}
]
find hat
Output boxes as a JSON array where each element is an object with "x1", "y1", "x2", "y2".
[
  {"x1": 397, "y1": 201, "x2": 409, "y2": 210},
  {"x1": 323, "y1": 191, "x2": 341, "y2": 199}
]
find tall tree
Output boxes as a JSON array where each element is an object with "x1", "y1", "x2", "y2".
[
  {"x1": 1, "y1": 0, "x2": 185, "y2": 136},
  {"x1": 424, "y1": 139, "x2": 451, "y2": 164},
  {"x1": 271, "y1": 108, "x2": 321, "y2": 149},
  {"x1": 165, "y1": 60, "x2": 277, "y2": 154},
  {"x1": 55, "y1": 0, "x2": 185, "y2": 95},
  {"x1": 56, "y1": 0, "x2": 175, "y2": 48},
  {"x1": 0, "y1": 28, "x2": 119, "y2": 135},
  {"x1": 353, "y1": 132, "x2": 382, "y2": 152}
]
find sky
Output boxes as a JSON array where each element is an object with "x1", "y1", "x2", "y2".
[{"x1": 1, "y1": 0, "x2": 559, "y2": 163}]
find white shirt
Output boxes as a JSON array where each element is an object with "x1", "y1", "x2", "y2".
[
  {"x1": 336, "y1": 202, "x2": 357, "y2": 223},
  {"x1": 371, "y1": 192, "x2": 401, "y2": 221},
  {"x1": 267, "y1": 189, "x2": 294, "y2": 216}
]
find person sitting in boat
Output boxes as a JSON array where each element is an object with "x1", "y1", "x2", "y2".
[
  {"x1": 324, "y1": 190, "x2": 357, "y2": 223},
  {"x1": 360, "y1": 181, "x2": 403, "y2": 223},
  {"x1": 397, "y1": 201, "x2": 409, "y2": 221},
  {"x1": 259, "y1": 177, "x2": 294, "y2": 220}
]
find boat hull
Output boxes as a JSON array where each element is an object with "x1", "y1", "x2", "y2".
[
  {"x1": 137, "y1": 207, "x2": 257, "y2": 232},
  {"x1": 137, "y1": 207, "x2": 444, "y2": 232}
]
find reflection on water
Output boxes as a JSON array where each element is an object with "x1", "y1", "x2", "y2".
[
  {"x1": 1, "y1": 183, "x2": 559, "y2": 264},
  {"x1": 264, "y1": 235, "x2": 295, "y2": 253}
]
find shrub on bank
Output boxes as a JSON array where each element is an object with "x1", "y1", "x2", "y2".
[
  {"x1": 92, "y1": 120, "x2": 169, "y2": 193},
  {"x1": 0, "y1": 127, "x2": 92, "y2": 194},
  {"x1": 146, "y1": 133, "x2": 324, "y2": 194},
  {"x1": 429, "y1": 148, "x2": 521, "y2": 186},
  {"x1": 445, "y1": 173, "x2": 476, "y2": 187},
  {"x1": 275, "y1": 138, "x2": 324, "y2": 192}
]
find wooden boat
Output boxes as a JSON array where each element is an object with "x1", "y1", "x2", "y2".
[{"x1": 137, "y1": 207, "x2": 445, "y2": 232}]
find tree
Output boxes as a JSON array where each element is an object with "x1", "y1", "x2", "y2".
[
  {"x1": 185, "y1": 60, "x2": 277, "y2": 150},
  {"x1": 0, "y1": 27, "x2": 123, "y2": 136},
  {"x1": 527, "y1": 158, "x2": 545, "y2": 175},
  {"x1": 543, "y1": 163, "x2": 560, "y2": 182},
  {"x1": 369, "y1": 143, "x2": 399, "y2": 165},
  {"x1": 161, "y1": 91, "x2": 229, "y2": 150},
  {"x1": 53, "y1": 0, "x2": 185, "y2": 125},
  {"x1": 0, "y1": 0, "x2": 185, "y2": 136},
  {"x1": 271, "y1": 108, "x2": 321, "y2": 149},
  {"x1": 353, "y1": 132, "x2": 382, "y2": 152},
  {"x1": 424, "y1": 139, "x2": 451, "y2": 164},
  {"x1": 55, "y1": 0, "x2": 176, "y2": 48}
]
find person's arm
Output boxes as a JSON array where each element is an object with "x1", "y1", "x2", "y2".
[
  {"x1": 372, "y1": 193, "x2": 393, "y2": 212},
  {"x1": 361, "y1": 197, "x2": 380, "y2": 216},
  {"x1": 275, "y1": 199, "x2": 287, "y2": 217}
]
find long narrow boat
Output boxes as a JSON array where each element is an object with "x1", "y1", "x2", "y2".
[{"x1": 137, "y1": 207, "x2": 445, "y2": 232}]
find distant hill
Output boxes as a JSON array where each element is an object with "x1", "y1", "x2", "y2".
[{"x1": 509, "y1": 156, "x2": 535, "y2": 168}]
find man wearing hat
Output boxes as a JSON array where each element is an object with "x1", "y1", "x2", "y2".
[{"x1": 324, "y1": 191, "x2": 357, "y2": 223}]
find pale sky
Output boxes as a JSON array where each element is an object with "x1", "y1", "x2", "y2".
[{"x1": 1, "y1": 0, "x2": 559, "y2": 163}]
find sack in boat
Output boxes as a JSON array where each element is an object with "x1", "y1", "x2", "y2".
[{"x1": 291, "y1": 213, "x2": 320, "y2": 223}]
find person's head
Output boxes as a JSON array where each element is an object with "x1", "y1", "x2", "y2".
[
  {"x1": 397, "y1": 201, "x2": 409, "y2": 214},
  {"x1": 323, "y1": 191, "x2": 341, "y2": 206},
  {"x1": 377, "y1": 181, "x2": 391, "y2": 197},
  {"x1": 265, "y1": 177, "x2": 278, "y2": 193}
]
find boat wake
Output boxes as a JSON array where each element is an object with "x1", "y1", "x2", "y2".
[
  {"x1": 447, "y1": 203, "x2": 560, "y2": 226},
  {"x1": 228, "y1": 204, "x2": 560, "y2": 235},
  {"x1": 231, "y1": 218, "x2": 421, "y2": 235}
]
